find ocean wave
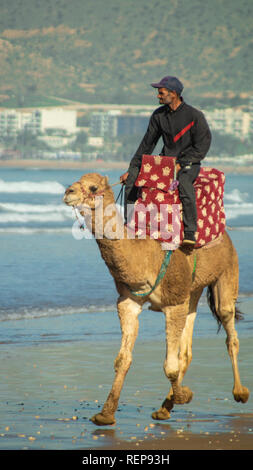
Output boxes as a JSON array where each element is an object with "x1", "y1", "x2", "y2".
[
  {"x1": 0, "y1": 202, "x2": 74, "y2": 225},
  {"x1": 224, "y1": 188, "x2": 253, "y2": 220},
  {"x1": 0, "y1": 202, "x2": 71, "y2": 214},
  {"x1": 225, "y1": 202, "x2": 253, "y2": 220},
  {"x1": 238, "y1": 292, "x2": 253, "y2": 299},
  {"x1": 0, "y1": 294, "x2": 252, "y2": 323},
  {"x1": 227, "y1": 226, "x2": 253, "y2": 231},
  {"x1": 0, "y1": 304, "x2": 116, "y2": 322},
  {"x1": 0, "y1": 212, "x2": 72, "y2": 223},
  {"x1": 0, "y1": 227, "x2": 72, "y2": 234},
  {"x1": 0, "y1": 179, "x2": 65, "y2": 194},
  {"x1": 224, "y1": 188, "x2": 249, "y2": 203}
]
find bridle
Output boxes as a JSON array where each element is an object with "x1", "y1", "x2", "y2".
[
  {"x1": 73, "y1": 180, "x2": 123, "y2": 231},
  {"x1": 78, "y1": 180, "x2": 122, "y2": 200},
  {"x1": 78, "y1": 181, "x2": 105, "y2": 200}
]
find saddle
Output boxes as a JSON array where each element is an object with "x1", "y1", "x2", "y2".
[{"x1": 127, "y1": 155, "x2": 226, "y2": 249}]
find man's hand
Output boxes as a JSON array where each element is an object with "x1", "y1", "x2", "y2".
[
  {"x1": 176, "y1": 163, "x2": 181, "y2": 174},
  {"x1": 120, "y1": 171, "x2": 129, "y2": 184}
]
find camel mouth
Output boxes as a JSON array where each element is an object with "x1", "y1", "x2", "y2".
[{"x1": 63, "y1": 195, "x2": 82, "y2": 207}]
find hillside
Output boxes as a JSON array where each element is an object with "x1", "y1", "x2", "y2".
[{"x1": 0, "y1": 0, "x2": 252, "y2": 107}]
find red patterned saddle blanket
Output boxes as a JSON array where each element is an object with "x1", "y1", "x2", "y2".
[{"x1": 127, "y1": 155, "x2": 226, "y2": 248}]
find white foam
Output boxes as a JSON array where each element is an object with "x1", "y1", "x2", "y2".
[
  {"x1": 224, "y1": 188, "x2": 253, "y2": 221},
  {"x1": 0, "y1": 179, "x2": 65, "y2": 194},
  {"x1": 0, "y1": 227, "x2": 72, "y2": 234},
  {"x1": 0, "y1": 304, "x2": 116, "y2": 322},
  {"x1": 0, "y1": 212, "x2": 72, "y2": 223},
  {"x1": 228, "y1": 226, "x2": 253, "y2": 231},
  {"x1": 0, "y1": 202, "x2": 71, "y2": 214},
  {"x1": 225, "y1": 202, "x2": 253, "y2": 220},
  {"x1": 0, "y1": 202, "x2": 74, "y2": 223},
  {"x1": 224, "y1": 188, "x2": 249, "y2": 203}
]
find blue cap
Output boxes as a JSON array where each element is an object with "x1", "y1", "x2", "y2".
[{"x1": 151, "y1": 76, "x2": 184, "y2": 95}]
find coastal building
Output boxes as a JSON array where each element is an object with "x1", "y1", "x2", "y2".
[
  {"x1": 0, "y1": 110, "x2": 20, "y2": 136},
  {"x1": 37, "y1": 134, "x2": 76, "y2": 149},
  {"x1": 117, "y1": 114, "x2": 149, "y2": 136},
  {"x1": 88, "y1": 136, "x2": 104, "y2": 147},
  {"x1": 0, "y1": 108, "x2": 77, "y2": 137},
  {"x1": 90, "y1": 108, "x2": 251, "y2": 142},
  {"x1": 90, "y1": 110, "x2": 120, "y2": 138},
  {"x1": 249, "y1": 96, "x2": 253, "y2": 135},
  {"x1": 204, "y1": 108, "x2": 251, "y2": 139},
  {"x1": 90, "y1": 110, "x2": 149, "y2": 138},
  {"x1": 39, "y1": 109, "x2": 77, "y2": 134},
  {"x1": 20, "y1": 110, "x2": 42, "y2": 134}
]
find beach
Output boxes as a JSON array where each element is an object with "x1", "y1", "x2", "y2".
[
  {"x1": 0, "y1": 299, "x2": 252, "y2": 451},
  {"x1": 0, "y1": 158, "x2": 128, "y2": 171},
  {"x1": 1, "y1": 157, "x2": 253, "y2": 174},
  {"x1": 0, "y1": 164, "x2": 252, "y2": 451}
]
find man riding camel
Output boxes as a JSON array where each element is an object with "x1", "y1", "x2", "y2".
[{"x1": 120, "y1": 75, "x2": 212, "y2": 246}]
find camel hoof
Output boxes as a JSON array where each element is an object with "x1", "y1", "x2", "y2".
[
  {"x1": 173, "y1": 386, "x2": 193, "y2": 405},
  {"x1": 151, "y1": 408, "x2": 171, "y2": 420},
  {"x1": 233, "y1": 386, "x2": 250, "y2": 403},
  {"x1": 90, "y1": 413, "x2": 116, "y2": 426}
]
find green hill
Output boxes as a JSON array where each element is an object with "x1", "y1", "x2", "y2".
[{"x1": 0, "y1": 0, "x2": 252, "y2": 107}]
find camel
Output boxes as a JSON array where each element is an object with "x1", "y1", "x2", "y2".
[{"x1": 63, "y1": 172, "x2": 249, "y2": 426}]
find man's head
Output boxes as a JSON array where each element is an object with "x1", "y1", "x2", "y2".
[
  {"x1": 151, "y1": 76, "x2": 183, "y2": 107},
  {"x1": 151, "y1": 76, "x2": 183, "y2": 95}
]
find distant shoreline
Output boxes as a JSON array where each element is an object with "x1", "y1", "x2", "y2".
[
  {"x1": 0, "y1": 158, "x2": 253, "y2": 174},
  {"x1": 0, "y1": 158, "x2": 128, "y2": 170}
]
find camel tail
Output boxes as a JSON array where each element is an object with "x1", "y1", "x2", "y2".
[{"x1": 207, "y1": 285, "x2": 244, "y2": 334}]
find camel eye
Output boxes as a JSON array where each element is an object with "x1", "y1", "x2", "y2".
[{"x1": 89, "y1": 185, "x2": 98, "y2": 193}]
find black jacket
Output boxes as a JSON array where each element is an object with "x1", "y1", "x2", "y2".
[{"x1": 128, "y1": 99, "x2": 212, "y2": 171}]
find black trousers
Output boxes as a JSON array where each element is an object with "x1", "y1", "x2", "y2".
[
  {"x1": 177, "y1": 163, "x2": 200, "y2": 234},
  {"x1": 124, "y1": 163, "x2": 200, "y2": 233}
]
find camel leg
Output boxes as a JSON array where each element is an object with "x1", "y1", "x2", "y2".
[
  {"x1": 91, "y1": 297, "x2": 142, "y2": 426},
  {"x1": 152, "y1": 290, "x2": 202, "y2": 420},
  {"x1": 152, "y1": 301, "x2": 193, "y2": 421},
  {"x1": 212, "y1": 278, "x2": 250, "y2": 404}
]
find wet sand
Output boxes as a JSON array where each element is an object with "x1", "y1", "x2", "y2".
[
  {"x1": 0, "y1": 300, "x2": 252, "y2": 451},
  {"x1": 97, "y1": 426, "x2": 253, "y2": 450}
]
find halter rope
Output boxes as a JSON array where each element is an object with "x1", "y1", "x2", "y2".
[
  {"x1": 73, "y1": 181, "x2": 123, "y2": 231},
  {"x1": 130, "y1": 250, "x2": 173, "y2": 297},
  {"x1": 130, "y1": 251, "x2": 197, "y2": 297}
]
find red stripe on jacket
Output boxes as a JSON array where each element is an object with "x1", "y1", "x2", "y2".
[{"x1": 173, "y1": 121, "x2": 194, "y2": 143}]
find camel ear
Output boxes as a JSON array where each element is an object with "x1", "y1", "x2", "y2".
[{"x1": 102, "y1": 176, "x2": 109, "y2": 188}]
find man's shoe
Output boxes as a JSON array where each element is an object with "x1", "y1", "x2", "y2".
[{"x1": 182, "y1": 232, "x2": 196, "y2": 246}]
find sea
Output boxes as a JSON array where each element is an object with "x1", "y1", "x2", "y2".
[{"x1": 0, "y1": 165, "x2": 253, "y2": 450}]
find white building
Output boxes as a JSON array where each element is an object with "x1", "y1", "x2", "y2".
[
  {"x1": 204, "y1": 108, "x2": 251, "y2": 139},
  {"x1": 0, "y1": 110, "x2": 20, "y2": 136},
  {"x1": 90, "y1": 110, "x2": 121, "y2": 138},
  {"x1": 40, "y1": 109, "x2": 77, "y2": 134},
  {"x1": 0, "y1": 108, "x2": 77, "y2": 136},
  {"x1": 20, "y1": 110, "x2": 41, "y2": 134},
  {"x1": 88, "y1": 136, "x2": 104, "y2": 147},
  {"x1": 249, "y1": 96, "x2": 253, "y2": 134},
  {"x1": 37, "y1": 134, "x2": 76, "y2": 148}
]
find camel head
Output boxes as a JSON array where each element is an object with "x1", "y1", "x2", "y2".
[{"x1": 63, "y1": 172, "x2": 113, "y2": 210}]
